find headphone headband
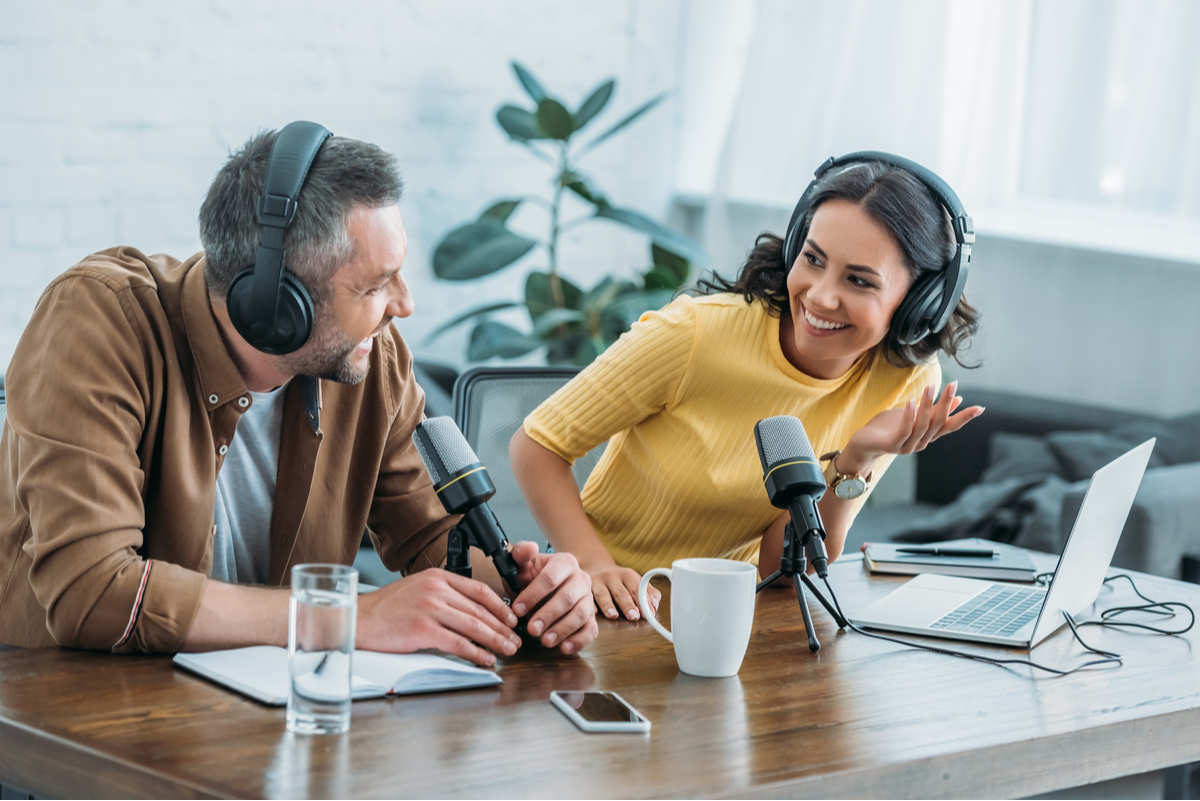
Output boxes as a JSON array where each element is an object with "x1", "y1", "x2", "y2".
[
  {"x1": 815, "y1": 152, "x2": 974, "y2": 246},
  {"x1": 783, "y1": 151, "x2": 973, "y2": 346}
]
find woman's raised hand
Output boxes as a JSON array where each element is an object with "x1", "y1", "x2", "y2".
[{"x1": 842, "y1": 380, "x2": 983, "y2": 471}]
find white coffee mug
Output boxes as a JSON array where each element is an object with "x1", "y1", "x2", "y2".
[{"x1": 637, "y1": 558, "x2": 758, "y2": 678}]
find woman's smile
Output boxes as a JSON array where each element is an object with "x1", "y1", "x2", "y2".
[{"x1": 800, "y1": 303, "x2": 851, "y2": 334}]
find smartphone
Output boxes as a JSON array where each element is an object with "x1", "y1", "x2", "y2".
[{"x1": 550, "y1": 690, "x2": 651, "y2": 733}]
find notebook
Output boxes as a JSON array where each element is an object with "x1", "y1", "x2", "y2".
[
  {"x1": 864, "y1": 538, "x2": 1037, "y2": 582},
  {"x1": 174, "y1": 646, "x2": 502, "y2": 705},
  {"x1": 849, "y1": 439, "x2": 1154, "y2": 649}
]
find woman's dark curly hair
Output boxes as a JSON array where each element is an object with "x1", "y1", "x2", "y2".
[{"x1": 696, "y1": 162, "x2": 979, "y2": 369}]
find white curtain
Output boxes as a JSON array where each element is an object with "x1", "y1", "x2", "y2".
[
  {"x1": 1020, "y1": 0, "x2": 1200, "y2": 215},
  {"x1": 678, "y1": 0, "x2": 1200, "y2": 273}
]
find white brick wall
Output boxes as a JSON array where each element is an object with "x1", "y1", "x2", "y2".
[{"x1": 0, "y1": 0, "x2": 686, "y2": 375}]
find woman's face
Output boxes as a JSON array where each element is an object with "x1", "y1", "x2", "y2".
[{"x1": 782, "y1": 198, "x2": 912, "y2": 379}]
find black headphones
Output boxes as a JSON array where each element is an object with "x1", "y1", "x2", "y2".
[
  {"x1": 226, "y1": 120, "x2": 333, "y2": 355},
  {"x1": 782, "y1": 151, "x2": 974, "y2": 346}
]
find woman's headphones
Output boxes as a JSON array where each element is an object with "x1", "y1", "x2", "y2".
[
  {"x1": 782, "y1": 151, "x2": 974, "y2": 346},
  {"x1": 226, "y1": 120, "x2": 333, "y2": 355}
]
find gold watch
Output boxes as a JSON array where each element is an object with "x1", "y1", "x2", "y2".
[{"x1": 820, "y1": 450, "x2": 872, "y2": 500}]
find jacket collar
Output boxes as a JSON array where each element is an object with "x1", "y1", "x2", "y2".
[
  {"x1": 180, "y1": 257, "x2": 251, "y2": 411},
  {"x1": 301, "y1": 375, "x2": 321, "y2": 434}
]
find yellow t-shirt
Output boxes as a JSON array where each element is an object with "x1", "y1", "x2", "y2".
[{"x1": 523, "y1": 293, "x2": 940, "y2": 575}]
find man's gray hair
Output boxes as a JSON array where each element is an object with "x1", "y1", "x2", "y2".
[{"x1": 199, "y1": 130, "x2": 403, "y2": 305}]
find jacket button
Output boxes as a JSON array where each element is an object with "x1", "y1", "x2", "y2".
[
  {"x1": 208, "y1": 394, "x2": 218, "y2": 404},
  {"x1": 218, "y1": 444, "x2": 228, "y2": 455},
  {"x1": 238, "y1": 396, "x2": 250, "y2": 408}
]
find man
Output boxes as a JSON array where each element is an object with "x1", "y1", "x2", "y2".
[{"x1": 0, "y1": 126, "x2": 597, "y2": 663}]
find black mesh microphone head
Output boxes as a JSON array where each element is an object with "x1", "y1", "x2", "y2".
[
  {"x1": 412, "y1": 416, "x2": 496, "y2": 514},
  {"x1": 754, "y1": 416, "x2": 826, "y2": 509}
]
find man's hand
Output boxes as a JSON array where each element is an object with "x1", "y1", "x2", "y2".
[
  {"x1": 508, "y1": 542, "x2": 599, "y2": 655},
  {"x1": 355, "y1": 570, "x2": 522, "y2": 667}
]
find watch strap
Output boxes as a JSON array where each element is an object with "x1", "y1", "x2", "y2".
[{"x1": 820, "y1": 449, "x2": 872, "y2": 498}]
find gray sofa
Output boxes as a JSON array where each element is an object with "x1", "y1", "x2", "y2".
[{"x1": 850, "y1": 388, "x2": 1200, "y2": 581}]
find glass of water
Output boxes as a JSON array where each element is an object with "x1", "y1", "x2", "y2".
[{"x1": 287, "y1": 563, "x2": 358, "y2": 735}]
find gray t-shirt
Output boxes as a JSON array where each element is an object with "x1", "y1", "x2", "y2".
[{"x1": 211, "y1": 384, "x2": 287, "y2": 584}]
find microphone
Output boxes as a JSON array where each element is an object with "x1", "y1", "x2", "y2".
[
  {"x1": 753, "y1": 415, "x2": 830, "y2": 578},
  {"x1": 412, "y1": 416, "x2": 522, "y2": 594}
]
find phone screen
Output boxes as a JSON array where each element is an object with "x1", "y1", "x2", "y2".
[{"x1": 557, "y1": 691, "x2": 646, "y2": 723}]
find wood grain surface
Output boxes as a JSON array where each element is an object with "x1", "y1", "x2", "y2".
[{"x1": 1, "y1": 553, "x2": 1198, "y2": 799}]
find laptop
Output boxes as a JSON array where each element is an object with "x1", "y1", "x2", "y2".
[{"x1": 849, "y1": 438, "x2": 1155, "y2": 649}]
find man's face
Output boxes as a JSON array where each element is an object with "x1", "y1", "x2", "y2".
[{"x1": 279, "y1": 203, "x2": 413, "y2": 384}]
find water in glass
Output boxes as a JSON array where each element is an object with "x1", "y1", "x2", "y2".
[{"x1": 287, "y1": 585, "x2": 356, "y2": 734}]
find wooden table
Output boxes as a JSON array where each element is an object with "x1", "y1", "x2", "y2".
[{"x1": 2, "y1": 553, "x2": 1199, "y2": 799}]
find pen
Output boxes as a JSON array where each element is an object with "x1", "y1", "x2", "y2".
[{"x1": 895, "y1": 547, "x2": 999, "y2": 558}]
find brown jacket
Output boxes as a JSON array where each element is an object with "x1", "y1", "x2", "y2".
[{"x1": 0, "y1": 248, "x2": 454, "y2": 652}]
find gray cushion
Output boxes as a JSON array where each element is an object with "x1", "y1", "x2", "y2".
[
  {"x1": 1060, "y1": 461, "x2": 1200, "y2": 578},
  {"x1": 980, "y1": 432, "x2": 1061, "y2": 483}
]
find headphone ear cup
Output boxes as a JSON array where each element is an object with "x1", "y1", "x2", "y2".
[
  {"x1": 891, "y1": 271, "x2": 945, "y2": 346},
  {"x1": 226, "y1": 268, "x2": 315, "y2": 355}
]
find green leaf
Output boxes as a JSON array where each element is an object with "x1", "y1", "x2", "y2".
[
  {"x1": 512, "y1": 62, "x2": 546, "y2": 103},
  {"x1": 467, "y1": 321, "x2": 541, "y2": 361},
  {"x1": 496, "y1": 105, "x2": 544, "y2": 141},
  {"x1": 579, "y1": 91, "x2": 668, "y2": 154},
  {"x1": 536, "y1": 98, "x2": 574, "y2": 140},
  {"x1": 642, "y1": 267, "x2": 681, "y2": 291},
  {"x1": 574, "y1": 79, "x2": 615, "y2": 131},
  {"x1": 433, "y1": 220, "x2": 537, "y2": 280},
  {"x1": 569, "y1": 338, "x2": 601, "y2": 365},
  {"x1": 546, "y1": 335, "x2": 588, "y2": 365},
  {"x1": 609, "y1": 289, "x2": 676, "y2": 327},
  {"x1": 479, "y1": 199, "x2": 522, "y2": 224},
  {"x1": 651, "y1": 243, "x2": 690, "y2": 282},
  {"x1": 560, "y1": 170, "x2": 607, "y2": 206},
  {"x1": 594, "y1": 205, "x2": 708, "y2": 264},
  {"x1": 525, "y1": 271, "x2": 583, "y2": 317},
  {"x1": 582, "y1": 276, "x2": 632, "y2": 312},
  {"x1": 423, "y1": 301, "x2": 522, "y2": 343},
  {"x1": 531, "y1": 308, "x2": 587, "y2": 338}
]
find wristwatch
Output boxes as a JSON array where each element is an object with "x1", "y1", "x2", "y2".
[{"x1": 820, "y1": 450, "x2": 872, "y2": 500}]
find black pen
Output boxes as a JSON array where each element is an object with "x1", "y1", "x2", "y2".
[{"x1": 896, "y1": 547, "x2": 999, "y2": 558}]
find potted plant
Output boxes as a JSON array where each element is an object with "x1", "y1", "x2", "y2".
[{"x1": 427, "y1": 62, "x2": 707, "y2": 365}]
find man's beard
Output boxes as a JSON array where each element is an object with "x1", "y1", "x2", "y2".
[{"x1": 279, "y1": 315, "x2": 391, "y2": 385}]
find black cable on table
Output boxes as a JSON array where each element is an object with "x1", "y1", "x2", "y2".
[{"x1": 822, "y1": 564, "x2": 1196, "y2": 677}]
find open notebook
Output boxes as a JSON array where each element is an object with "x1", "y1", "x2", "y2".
[{"x1": 174, "y1": 646, "x2": 502, "y2": 705}]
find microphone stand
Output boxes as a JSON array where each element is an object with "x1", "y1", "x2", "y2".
[
  {"x1": 443, "y1": 512, "x2": 522, "y2": 596},
  {"x1": 756, "y1": 521, "x2": 849, "y2": 652},
  {"x1": 444, "y1": 524, "x2": 477, "y2": 578}
]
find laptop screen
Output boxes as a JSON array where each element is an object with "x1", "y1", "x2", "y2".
[{"x1": 1027, "y1": 439, "x2": 1155, "y2": 647}]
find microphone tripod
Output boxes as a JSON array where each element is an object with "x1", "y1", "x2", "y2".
[{"x1": 756, "y1": 519, "x2": 849, "y2": 652}]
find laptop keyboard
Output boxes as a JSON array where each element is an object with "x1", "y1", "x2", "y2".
[{"x1": 929, "y1": 584, "x2": 1046, "y2": 637}]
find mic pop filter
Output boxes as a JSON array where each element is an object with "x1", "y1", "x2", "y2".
[
  {"x1": 754, "y1": 416, "x2": 826, "y2": 509},
  {"x1": 413, "y1": 416, "x2": 495, "y2": 514}
]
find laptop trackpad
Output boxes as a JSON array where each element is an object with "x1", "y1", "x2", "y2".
[{"x1": 854, "y1": 574, "x2": 987, "y2": 627}]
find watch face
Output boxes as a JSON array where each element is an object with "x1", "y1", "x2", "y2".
[{"x1": 834, "y1": 476, "x2": 868, "y2": 500}]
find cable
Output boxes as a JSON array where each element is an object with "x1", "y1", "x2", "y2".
[
  {"x1": 822, "y1": 568, "x2": 1195, "y2": 677},
  {"x1": 1086, "y1": 574, "x2": 1195, "y2": 635},
  {"x1": 1038, "y1": 571, "x2": 1194, "y2": 633},
  {"x1": 821, "y1": 576, "x2": 1121, "y2": 677}
]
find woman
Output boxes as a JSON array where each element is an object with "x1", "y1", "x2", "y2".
[{"x1": 510, "y1": 156, "x2": 982, "y2": 622}]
